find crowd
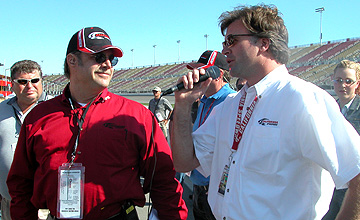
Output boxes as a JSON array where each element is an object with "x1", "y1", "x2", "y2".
[{"x1": 1, "y1": 3, "x2": 360, "y2": 220}]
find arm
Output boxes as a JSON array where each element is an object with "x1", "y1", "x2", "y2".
[
  {"x1": 170, "y1": 69, "x2": 211, "y2": 172},
  {"x1": 335, "y1": 173, "x2": 360, "y2": 220},
  {"x1": 7, "y1": 125, "x2": 38, "y2": 219},
  {"x1": 162, "y1": 99, "x2": 173, "y2": 125}
]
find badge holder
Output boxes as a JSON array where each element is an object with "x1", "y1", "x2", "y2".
[
  {"x1": 218, "y1": 151, "x2": 234, "y2": 196},
  {"x1": 57, "y1": 163, "x2": 85, "y2": 219}
]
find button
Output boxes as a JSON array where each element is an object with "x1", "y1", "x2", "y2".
[
  {"x1": 77, "y1": 151, "x2": 81, "y2": 154},
  {"x1": 223, "y1": 217, "x2": 226, "y2": 220},
  {"x1": 227, "y1": 189, "x2": 229, "y2": 192},
  {"x1": 232, "y1": 161, "x2": 235, "y2": 164}
]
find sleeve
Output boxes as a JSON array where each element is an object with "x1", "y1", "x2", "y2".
[
  {"x1": 297, "y1": 90, "x2": 360, "y2": 189},
  {"x1": 164, "y1": 98, "x2": 173, "y2": 112},
  {"x1": 6, "y1": 122, "x2": 38, "y2": 219},
  {"x1": 139, "y1": 113, "x2": 188, "y2": 220},
  {"x1": 192, "y1": 106, "x2": 218, "y2": 177}
]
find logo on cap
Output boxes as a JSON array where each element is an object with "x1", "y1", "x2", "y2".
[{"x1": 88, "y1": 32, "x2": 110, "y2": 41}]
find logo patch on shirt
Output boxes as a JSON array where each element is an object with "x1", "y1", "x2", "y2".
[{"x1": 258, "y1": 118, "x2": 279, "y2": 127}]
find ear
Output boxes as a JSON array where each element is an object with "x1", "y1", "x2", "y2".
[
  {"x1": 67, "y1": 54, "x2": 77, "y2": 66},
  {"x1": 259, "y1": 38, "x2": 270, "y2": 52},
  {"x1": 217, "y1": 69, "x2": 225, "y2": 81}
]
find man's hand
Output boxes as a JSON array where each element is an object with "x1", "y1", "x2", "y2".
[{"x1": 174, "y1": 68, "x2": 212, "y2": 106}]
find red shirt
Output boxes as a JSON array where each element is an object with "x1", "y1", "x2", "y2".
[{"x1": 7, "y1": 87, "x2": 187, "y2": 219}]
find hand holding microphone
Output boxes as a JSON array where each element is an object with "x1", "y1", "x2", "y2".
[{"x1": 162, "y1": 65, "x2": 221, "y2": 96}]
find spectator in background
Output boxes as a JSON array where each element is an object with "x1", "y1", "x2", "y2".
[
  {"x1": 322, "y1": 60, "x2": 360, "y2": 220},
  {"x1": 235, "y1": 77, "x2": 247, "y2": 91},
  {"x1": 186, "y1": 50, "x2": 236, "y2": 220},
  {"x1": 0, "y1": 60, "x2": 52, "y2": 220},
  {"x1": 170, "y1": 4, "x2": 360, "y2": 219},
  {"x1": 149, "y1": 86, "x2": 185, "y2": 184},
  {"x1": 7, "y1": 27, "x2": 187, "y2": 220},
  {"x1": 149, "y1": 86, "x2": 173, "y2": 139}
]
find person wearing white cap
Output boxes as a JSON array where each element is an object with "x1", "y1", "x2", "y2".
[
  {"x1": 148, "y1": 86, "x2": 173, "y2": 139},
  {"x1": 7, "y1": 27, "x2": 187, "y2": 220}
]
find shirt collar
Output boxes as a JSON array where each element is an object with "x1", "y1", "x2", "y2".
[
  {"x1": 344, "y1": 96, "x2": 355, "y2": 109},
  {"x1": 243, "y1": 65, "x2": 288, "y2": 97},
  {"x1": 203, "y1": 83, "x2": 232, "y2": 101},
  {"x1": 61, "y1": 83, "x2": 111, "y2": 106},
  {"x1": 6, "y1": 91, "x2": 48, "y2": 110}
]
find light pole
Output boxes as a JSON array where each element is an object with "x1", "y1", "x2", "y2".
[
  {"x1": 177, "y1": 40, "x2": 180, "y2": 62},
  {"x1": 153, "y1": 45, "x2": 157, "y2": 65},
  {"x1": 204, "y1": 34, "x2": 209, "y2": 50},
  {"x1": 131, "y1": 49, "x2": 134, "y2": 67},
  {"x1": 4, "y1": 68, "x2": 10, "y2": 97},
  {"x1": 315, "y1": 7, "x2": 325, "y2": 45},
  {"x1": 5, "y1": 68, "x2": 10, "y2": 80}
]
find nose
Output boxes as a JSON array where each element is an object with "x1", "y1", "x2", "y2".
[
  {"x1": 222, "y1": 47, "x2": 230, "y2": 56},
  {"x1": 101, "y1": 59, "x2": 113, "y2": 69},
  {"x1": 25, "y1": 81, "x2": 35, "y2": 88}
]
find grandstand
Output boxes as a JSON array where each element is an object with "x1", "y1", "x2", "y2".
[{"x1": 43, "y1": 37, "x2": 360, "y2": 95}]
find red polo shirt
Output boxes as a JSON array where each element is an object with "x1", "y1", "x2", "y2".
[{"x1": 7, "y1": 87, "x2": 187, "y2": 219}]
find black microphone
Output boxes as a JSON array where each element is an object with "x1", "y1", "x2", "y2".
[{"x1": 161, "y1": 65, "x2": 221, "y2": 96}]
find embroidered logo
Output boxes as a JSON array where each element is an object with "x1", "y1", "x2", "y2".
[
  {"x1": 88, "y1": 32, "x2": 110, "y2": 40},
  {"x1": 258, "y1": 118, "x2": 279, "y2": 127}
]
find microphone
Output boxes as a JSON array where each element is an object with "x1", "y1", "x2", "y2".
[{"x1": 161, "y1": 65, "x2": 221, "y2": 96}]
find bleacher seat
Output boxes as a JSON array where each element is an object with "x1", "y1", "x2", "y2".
[{"x1": 42, "y1": 38, "x2": 360, "y2": 93}]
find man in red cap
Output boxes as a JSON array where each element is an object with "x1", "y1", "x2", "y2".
[
  {"x1": 186, "y1": 50, "x2": 236, "y2": 220},
  {"x1": 7, "y1": 27, "x2": 187, "y2": 220}
]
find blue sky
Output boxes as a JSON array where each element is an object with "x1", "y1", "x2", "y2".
[{"x1": 0, "y1": 0, "x2": 359, "y2": 76}]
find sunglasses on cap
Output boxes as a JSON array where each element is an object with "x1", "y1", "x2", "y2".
[
  {"x1": 13, "y1": 77, "x2": 41, "y2": 85},
  {"x1": 222, "y1": 34, "x2": 255, "y2": 48},
  {"x1": 91, "y1": 53, "x2": 118, "y2": 67},
  {"x1": 333, "y1": 78, "x2": 357, "y2": 86}
]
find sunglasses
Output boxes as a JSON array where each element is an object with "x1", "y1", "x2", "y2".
[
  {"x1": 92, "y1": 53, "x2": 118, "y2": 67},
  {"x1": 222, "y1": 34, "x2": 255, "y2": 48},
  {"x1": 333, "y1": 78, "x2": 357, "y2": 86},
  {"x1": 13, "y1": 77, "x2": 41, "y2": 85}
]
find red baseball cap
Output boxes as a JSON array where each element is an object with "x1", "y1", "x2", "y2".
[
  {"x1": 66, "y1": 27, "x2": 123, "y2": 57},
  {"x1": 187, "y1": 50, "x2": 229, "y2": 71}
]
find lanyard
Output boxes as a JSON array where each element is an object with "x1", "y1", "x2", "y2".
[
  {"x1": 198, "y1": 99, "x2": 216, "y2": 127},
  {"x1": 231, "y1": 92, "x2": 258, "y2": 151},
  {"x1": 68, "y1": 97, "x2": 96, "y2": 167}
]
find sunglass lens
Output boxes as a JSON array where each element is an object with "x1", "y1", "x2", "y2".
[
  {"x1": 111, "y1": 57, "x2": 118, "y2": 67},
  {"x1": 95, "y1": 53, "x2": 106, "y2": 64},
  {"x1": 227, "y1": 35, "x2": 234, "y2": 47},
  {"x1": 31, "y1": 78, "x2": 40, "y2": 84},
  {"x1": 94, "y1": 53, "x2": 118, "y2": 67},
  {"x1": 17, "y1": 80, "x2": 28, "y2": 85}
]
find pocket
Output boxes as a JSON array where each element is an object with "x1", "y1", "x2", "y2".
[{"x1": 243, "y1": 125, "x2": 281, "y2": 174}]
